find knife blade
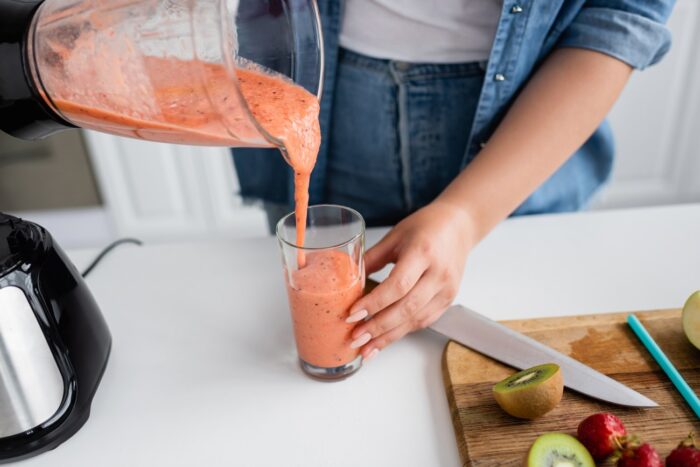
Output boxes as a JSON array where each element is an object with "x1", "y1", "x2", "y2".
[{"x1": 429, "y1": 305, "x2": 658, "y2": 408}]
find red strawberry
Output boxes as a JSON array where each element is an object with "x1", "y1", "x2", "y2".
[
  {"x1": 577, "y1": 413, "x2": 628, "y2": 461},
  {"x1": 666, "y1": 433, "x2": 700, "y2": 467},
  {"x1": 617, "y1": 443, "x2": 662, "y2": 467}
]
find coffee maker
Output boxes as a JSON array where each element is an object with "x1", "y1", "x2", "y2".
[{"x1": 0, "y1": 213, "x2": 111, "y2": 462}]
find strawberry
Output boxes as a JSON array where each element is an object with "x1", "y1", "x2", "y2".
[
  {"x1": 617, "y1": 443, "x2": 662, "y2": 467},
  {"x1": 666, "y1": 433, "x2": 700, "y2": 467},
  {"x1": 577, "y1": 413, "x2": 628, "y2": 461}
]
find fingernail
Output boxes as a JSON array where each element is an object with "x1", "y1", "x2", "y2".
[
  {"x1": 346, "y1": 309, "x2": 368, "y2": 323},
  {"x1": 364, "y1": 348, "x2": 380, "y2": 362},
  {"x1": 350, "y1": 332, "x2": 371, "y2": 349}
]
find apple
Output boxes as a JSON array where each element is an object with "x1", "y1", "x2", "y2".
[{"x1": 682, "y1": 291, "x2": 700, "y2": 350}]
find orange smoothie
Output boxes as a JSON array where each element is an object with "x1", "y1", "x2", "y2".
[
  {"x1": 47, "y1": 56, "x2": 320, "y2": 252},
  {"x1": 286, "y1": 250, "x2": 363, "y2": 368}
]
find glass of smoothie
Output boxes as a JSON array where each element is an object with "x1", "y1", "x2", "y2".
[{"x1": 277, "y1": 205, "x2": 365, "y2": 381}]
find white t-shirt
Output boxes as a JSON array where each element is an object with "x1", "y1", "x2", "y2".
[{"x1": 339, "y1": 0, "x2": 502, "y2": 63}]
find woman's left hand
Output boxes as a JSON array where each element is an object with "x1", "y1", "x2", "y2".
[{"x1": 346, "y1": 200, "x2": 475, "y2": 360}]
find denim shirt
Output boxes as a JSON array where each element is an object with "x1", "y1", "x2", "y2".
[{"x1": 233, "y1": 0, "x2": 675, "y2": 215}]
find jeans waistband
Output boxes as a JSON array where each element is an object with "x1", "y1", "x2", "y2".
[{"x1": 338, "y1": 47, "x2": 488, "y2": 81}]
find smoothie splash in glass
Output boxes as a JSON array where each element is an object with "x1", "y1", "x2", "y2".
[{"x1": 277, "y1": 205, "x2": 366, "y2": 380}]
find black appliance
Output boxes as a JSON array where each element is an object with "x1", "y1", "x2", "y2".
[
  {"x1": 0, "y1": 213, "x2": 111, "y2": 462},
  {"x1": 0, "y1": 0, "x2": 73, "y2": 140}
]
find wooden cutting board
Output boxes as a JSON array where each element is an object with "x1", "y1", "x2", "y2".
[{"x1": 442, "y1": 309, "x2": 700, "y2": 466}]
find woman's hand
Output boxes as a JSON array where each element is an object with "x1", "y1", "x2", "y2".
[
  {"x1": 346, "y1": 200, "x2": 475, "y2": 360},
  {"x1": 344, "y1": 49, "x2": 634, "y2": 362}
]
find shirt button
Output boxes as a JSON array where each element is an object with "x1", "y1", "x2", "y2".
[
  {"x1": 494, "y1": 73, "x2": 506, "y2": 82},
  {"x1": 480, "y1": 141, "x2": 487, "y2": 149},
  {"x1": 511, "y1": 4, "x2": 524, "y2": 13}
]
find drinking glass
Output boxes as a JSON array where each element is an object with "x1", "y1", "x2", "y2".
[{"x1": 277, "y1": 205, "x2": 365, "y2": 381}]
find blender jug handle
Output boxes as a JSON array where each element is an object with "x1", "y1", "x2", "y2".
[{"x1": 0, "y1": 0, "x2": 75, "y2": 140}]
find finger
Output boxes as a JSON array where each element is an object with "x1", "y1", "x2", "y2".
[
  {"x1": 358, "y1": 322, "x2": 413, "y2": 360},
  {"x1": 360, "y1": 294, "x2": 448, "y2": 358},
  {"x1": 364, "y1": 231, "x2": 399, "y2": 275},
  {"x1": 348, "y1": 250, "x2": 428, "y2": 320},
  {"x1": 350, "y1": 273, "x2": 439, "y2": 340}
]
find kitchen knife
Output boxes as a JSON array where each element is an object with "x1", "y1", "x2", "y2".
[{"x1": 429, "y1": 305, "x2": 658, "y2": 408}]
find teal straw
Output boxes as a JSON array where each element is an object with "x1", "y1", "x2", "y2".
[{"x1": 627, "y1": 314, "x2": 700, "y2": 419}]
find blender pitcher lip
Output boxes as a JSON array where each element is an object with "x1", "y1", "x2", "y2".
[{"x1": 218, "y1": 0, "x2": 325, "y2": 151}]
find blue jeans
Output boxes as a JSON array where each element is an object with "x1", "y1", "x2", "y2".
[
  {"x1": 326, "y1": 49, "x2": 485, "y2": 226},
  {"x1": 265, "y1": 49, "x2": 486, "y2": 231}
]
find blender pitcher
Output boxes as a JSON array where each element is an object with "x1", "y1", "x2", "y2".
[{"x1": 0, "y1": 0, "x2": 323, "y2": 148}]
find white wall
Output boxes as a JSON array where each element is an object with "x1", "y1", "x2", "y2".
[{"x1": 593, "y1": 0, "x2": 700, "y2": 209}]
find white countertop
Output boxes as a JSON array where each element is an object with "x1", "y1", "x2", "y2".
[{"x1": 19, "y1": 204, "x2": 700, "y2": 467}]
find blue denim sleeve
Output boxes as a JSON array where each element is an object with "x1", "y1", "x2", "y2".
[{"x1": 557, "y1": 0, "x2": 676, "y2": 69}]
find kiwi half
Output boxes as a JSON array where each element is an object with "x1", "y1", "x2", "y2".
[
  {"x1": 493, "y1": 363, "x2": 563, "y2": 419},
  {"x1": 527, "y1": 433, "x2": 594, "y2": 467}
]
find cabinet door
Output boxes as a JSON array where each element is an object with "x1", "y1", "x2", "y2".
[
  {"x1": 596, "y1": 0, "x2": 700, "y2": 208},
  {"x1": 84, "y1": 131, "x2": 268, "y2": 241}
]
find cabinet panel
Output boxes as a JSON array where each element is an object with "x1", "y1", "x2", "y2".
[{"x1": 84, "y1": 131, "x2": 267, "y2": 240}]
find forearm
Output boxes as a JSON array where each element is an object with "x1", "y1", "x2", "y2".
[{"x1": 437, "y1": 47, "x2": 633, "y2": 244}]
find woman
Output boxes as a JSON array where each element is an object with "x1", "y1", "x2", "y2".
[{"x1": 234, "y1": 0, "x2": 676, "y2": 361}]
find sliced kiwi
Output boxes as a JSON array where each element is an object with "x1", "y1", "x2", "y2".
[
  {"x1": 492, "y1": 363, "x2": 563, "y2": 419},
  {"x1": 527, "y1": 433, "x2": 595, "y2": 467}
]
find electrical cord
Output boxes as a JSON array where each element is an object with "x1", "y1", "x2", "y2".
[{"x1": 81, "y1": 238, "x2": 143, "y2": 278}]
